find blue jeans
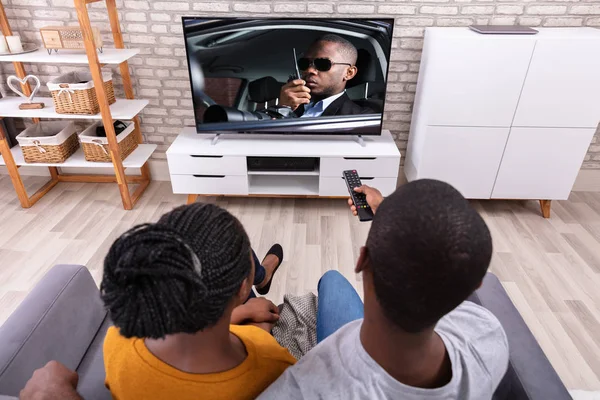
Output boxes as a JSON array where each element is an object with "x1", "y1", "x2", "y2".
[
  {"x1": 247, "y1": 250, "x2": 266, "y2": 300},
  {"x1": 317, "y1": 270, "x2": 364, "y2": 343}
]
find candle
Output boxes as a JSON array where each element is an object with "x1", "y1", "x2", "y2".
[
  {"x1": 0, "y1": 36, "x2": 9, "y2": 53},
  {"x1": 6, "y1": 36, "x2": 23, "y2": 53}
]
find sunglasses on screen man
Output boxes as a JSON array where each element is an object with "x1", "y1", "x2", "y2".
[{"x1": 297, "y1": 57, "x2": 353, "y2": 72}]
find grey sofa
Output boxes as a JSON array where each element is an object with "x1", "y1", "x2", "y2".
[
  {"x1": 0, "y1": 265, "x2": 571, "y2": 400},
  {"x1": 0, "y1": 265, "x2": 111, "y2": 400}
]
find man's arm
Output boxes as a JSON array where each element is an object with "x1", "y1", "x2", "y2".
[{"x1": 19, "y1": 361, "x2": 83, "y2": 400}]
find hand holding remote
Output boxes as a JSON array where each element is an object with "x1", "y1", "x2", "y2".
[{"x1": 347, "y1": 185, "x2": 384, "y2": 216}]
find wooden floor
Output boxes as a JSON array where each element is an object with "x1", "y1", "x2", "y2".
[{"x1": 1, "y1": 176, "x2": 599, "y2": 390}]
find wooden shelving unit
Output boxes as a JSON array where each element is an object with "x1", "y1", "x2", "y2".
[{"x1": 0, "y1": 0, "x2": 153, "y2": 210}]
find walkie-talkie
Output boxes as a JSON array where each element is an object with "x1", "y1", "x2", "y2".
[{"x1": 288, "y1": 48, "x2": 301, "y2": 83}]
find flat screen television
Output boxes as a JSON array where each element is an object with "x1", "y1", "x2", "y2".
[{"x1": 182, "y1": 18, "x2": 394, "y2": 136}]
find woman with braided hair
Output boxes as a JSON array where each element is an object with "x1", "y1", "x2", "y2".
[{"x1": 101, "y1": 202, "x2": 295, "y2": 400}]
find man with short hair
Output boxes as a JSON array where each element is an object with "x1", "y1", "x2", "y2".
[
  {"x1": 259, "y1": 179, "x2": 509, "y2": 399},
  {"x1": 279, "y1": 34, "x2": 375, "y2": 117}
]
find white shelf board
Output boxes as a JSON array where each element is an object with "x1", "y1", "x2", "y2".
[
  {"x1": 0, "y1": 98, "x2": 149, "y2": 120},
  {"x1": 0, "y1": 48, "x2": 140, "y2": 65},
  {"x1": 0, "y1": 144, "x2": 156, "y2": 168},
  {"x1": 247, "y1": 169, "x2": 319, "y2": 176},
  {"x1": 249, "y1": 175, "x2": 319, "y2": 196}
]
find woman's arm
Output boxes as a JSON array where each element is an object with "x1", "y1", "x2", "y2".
[{"x1": 231, "y1": 297, "x2": 280, "y2": 325}]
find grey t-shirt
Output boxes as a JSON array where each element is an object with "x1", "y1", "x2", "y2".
[{"x1": 259, "y1": 301, "x2": 509, "y2": 400}]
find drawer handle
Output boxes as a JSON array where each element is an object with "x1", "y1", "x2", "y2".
[
  {"x1": 193, "y1": 175, "x2": 225, "y2": 178},
  {"x1": 191, "y1": 155, "x2": 224, "y2": 158},
  {"x1": 343, "y1": 157, "x2": 376, "y2": 160},
  {"x1": 342, "y1": 176, "x2": 374, "y2": 180}
]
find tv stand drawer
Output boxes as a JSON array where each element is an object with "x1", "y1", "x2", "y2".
[
  {"x1": 167, "y1": 154, "x2": 247, "y2": 176},
  {"x1": 171, "y1": 175, "x2": 248, "y2": 195},
  {"x1": 319, "y1": 176, "x2": 397, "y2": 197},
  {"x1": 320, "y1": 156, "x2": 399, "y2": 178}
]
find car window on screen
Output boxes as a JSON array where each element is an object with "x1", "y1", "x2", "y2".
[{"x1": 196, "y1": 77, "x2": 243, "y2": 121}]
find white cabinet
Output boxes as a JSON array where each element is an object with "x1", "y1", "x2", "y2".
[
  {"x1": 492, "y1": 127, "x2": 596, "y2": 200},
  {"x1": 167, "y1": 129, "x2": 401, "y2": 198},
  {"x1": 416, "y1": 126, "x2": 510, "y2": 199},
  {"x1": 513, "y1": 38, "x2": 600, "y2": 128},
  {"x1": 406, "y1": 27, "x2": 600, "y2": 216},
  {"x1": 422, "y1": 35, "x2": 534, "y2": 127}
]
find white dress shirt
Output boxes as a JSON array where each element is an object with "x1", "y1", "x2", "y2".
[{"x1": 300, "y1": 91, "x2": 346, "y2": 118}]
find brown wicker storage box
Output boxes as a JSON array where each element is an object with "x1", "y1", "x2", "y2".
[
  {"x1": 47, "y1": 71, "x2": 115, "y2": 115},
  {"x1": 16, "y1": 121, "x2": 79, "y2": 164},
  {"x1": 79, "y1": 121, "x2": 138, "y2": 162}
]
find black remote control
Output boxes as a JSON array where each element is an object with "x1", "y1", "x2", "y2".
[{"x1": 343, "y1": 170, "x2": 374, "y2": 222}]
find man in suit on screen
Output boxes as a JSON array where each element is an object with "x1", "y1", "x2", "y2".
[{"x1": 279, "y1": 34, "x2": 374, "y2": 117}]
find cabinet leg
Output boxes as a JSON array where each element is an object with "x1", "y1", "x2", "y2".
[
  {"x1": 187, "y1": 194, "x2": 199, "y2": 204},
  {"x1": 539, "y1": 200, "x2": 551, "y2": 218}
]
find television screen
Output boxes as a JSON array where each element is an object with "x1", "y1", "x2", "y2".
[{"x1": 182, "y1": 18, "x2": 394, "y2": 136}]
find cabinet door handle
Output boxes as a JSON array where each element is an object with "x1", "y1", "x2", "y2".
[
  {"x1": 193, "y1": 175, "x2": 225, "y2": 178},
  {"x1": 342, "y1": 176, "x2": 374, "y2": 180},
  {"x1": 343, "y1": 157, "x2": 376, "y2": 160},
  {"x1": 191, "y1": 155, "x2": 223, "y2": 158}
]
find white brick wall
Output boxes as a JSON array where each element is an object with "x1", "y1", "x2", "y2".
[{"x1": 1, "y1": 0, "x2": 599, "y2": 168}]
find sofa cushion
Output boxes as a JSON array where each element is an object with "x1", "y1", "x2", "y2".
[
  {"x1": 469, "y1": 273, "x2": 571, "y2": 400},
  {"x1": 76, "y1": 314, "x2": 112, "y2": 400},
  {"x1": 0, "y1": 265, "x2": 107, "y2": 396}
]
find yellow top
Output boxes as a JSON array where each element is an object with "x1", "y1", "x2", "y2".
[{"x1": 103, "y1": 325, "x2": 296, "y2": 400}]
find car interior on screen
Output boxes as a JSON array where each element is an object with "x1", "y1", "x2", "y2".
[{"x1": 183, "y1": 19, "x2": 393, "y2": 134}]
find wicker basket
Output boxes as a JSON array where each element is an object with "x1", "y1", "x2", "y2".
[
  {"x1": 16, "y1": 121, "x2": 79, "y2": 164},
  {"x1": 47, "y1": 71, "x2": 115, "y2": 115},
  {"x1": 79, "y1": 121, "x2": 138, "y2": 162}
]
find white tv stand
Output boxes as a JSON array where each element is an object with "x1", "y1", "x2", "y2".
[{"x1": 167, "y1": 128, "x2": 400, "y2": 202}]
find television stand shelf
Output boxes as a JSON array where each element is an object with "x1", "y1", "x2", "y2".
[{"x1": 167, "y1": 128, "x2": 401, "y2": 202}]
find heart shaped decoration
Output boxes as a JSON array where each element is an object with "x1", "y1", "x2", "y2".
[{"x1": 7, "y1": 74, "x2": 41, "y2": 103}]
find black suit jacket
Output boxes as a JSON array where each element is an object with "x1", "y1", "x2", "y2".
[{"x1": 295, "y1": 93, "x2": 374, "y2": 117}]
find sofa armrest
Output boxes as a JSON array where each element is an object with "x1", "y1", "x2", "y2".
[
  {"x1": 0, "y1": 265, "x2": 107, "y2": 397},
  {"x1": 469, "y1": 273, "x2": 571, "y2": 400}
]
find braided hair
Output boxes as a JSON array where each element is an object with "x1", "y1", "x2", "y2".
[{"x1": 101, "y1": 202, "x2": 252, "y2": 339}]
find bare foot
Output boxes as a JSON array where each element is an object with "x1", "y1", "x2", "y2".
[{"x1": 256, "y1": 253, "x2": 280, "y2": 290}]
